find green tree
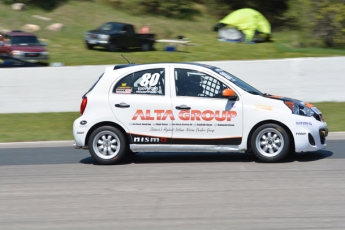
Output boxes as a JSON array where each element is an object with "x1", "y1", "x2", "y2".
[
  {"x1": 103, "y1": 0, "x2": 198, "y2": 19},
  {"x1": 285, "y1": 0, "x2": 345, "y2": 47}
]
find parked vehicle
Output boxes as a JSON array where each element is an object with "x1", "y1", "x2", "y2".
[
  {"x1": 0, "y1": 30, "x2": 49, "y2": 65},
  {"x1": 84, "y1": 22, "x2": 155, "y2": 52},
  {"x1": 73, "y1": 62, "x2": 328, "y2": 164},
  {"x1": 0, "y1": 55, "x2": 43, "y2": 68}
]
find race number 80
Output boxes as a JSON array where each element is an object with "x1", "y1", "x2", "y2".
[{"x1": 140, "y1": 73, "x2": 160, "y2": 87}]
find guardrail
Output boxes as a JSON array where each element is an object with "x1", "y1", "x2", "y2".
[{"x1": 0, "y1": 57, "x2": 344, "y2": 113}]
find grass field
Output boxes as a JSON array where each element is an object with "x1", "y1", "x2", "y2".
[
  {"x1": 0, "y1": 102, "x2": 343, "y2": 143},
  {"x1": 1, "y1": 1, "x2": 345, "y2": 66}
]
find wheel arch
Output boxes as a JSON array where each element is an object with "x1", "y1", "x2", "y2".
[
  {"x1": 85, "y1": 121, "x2": 129, "y2": 147},
  {"x1": 246, "y1": 120, "x2": 295, "y2": 153}
]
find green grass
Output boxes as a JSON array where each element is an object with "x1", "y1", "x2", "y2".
[
  {"x1": 0, "y1": 112, "x2": 79, "y2": 142},
  {"x1": 313, "y1": 102, "x2": 345, "y2": 132},
  {"x1": 0, "y1": 102, "x2": 343, "y2": 143},
  {"x1": 1, "y1": 1, "x2": 345, "y2": 66}
]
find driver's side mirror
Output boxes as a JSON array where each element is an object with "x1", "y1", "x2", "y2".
[{"x1": 222, "y1": 88, "x2": 238, "y2": 100}]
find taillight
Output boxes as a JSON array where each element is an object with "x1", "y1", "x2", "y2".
[{"x1": 80, "y1": 97, "x2": 87, "y2": 115}]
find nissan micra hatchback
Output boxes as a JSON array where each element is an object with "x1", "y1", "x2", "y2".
[{"x1": 73, "y1": 63, "x2": 328, "y2": 164}]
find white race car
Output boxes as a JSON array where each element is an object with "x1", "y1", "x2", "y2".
[{"x1": 73, "y1": 63, "x2": 328, "y2": 164}]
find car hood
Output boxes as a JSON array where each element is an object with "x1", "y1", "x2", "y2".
[
  {"x1": 263, "y1": 94, "x2": 314, "y2": 108},
  {"x1": 11, "y1": 45, "x2": 47, "y2": 52},
  {"x1": 88, "y1": 30, "x2": 116, "y2": 35}
]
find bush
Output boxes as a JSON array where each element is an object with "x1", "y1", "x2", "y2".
[{"x1": 102, "y1": 0, "x2": 199, "y2": 19}]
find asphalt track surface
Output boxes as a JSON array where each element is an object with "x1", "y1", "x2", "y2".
[{"x1": 1, "y1": 133, "x2": 345, "y2": 230}]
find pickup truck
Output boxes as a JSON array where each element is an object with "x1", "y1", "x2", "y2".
[
  {"x1": 84, "y1": 22, "x2": 155, "y2": 52},
  {"x1": 0, "y1": 30, "x2": 49, "y2": 65}
]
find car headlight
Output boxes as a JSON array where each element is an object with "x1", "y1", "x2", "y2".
[
  {"x1": 98, "y1": 34, "x2": 109, "y2": 40},
  {"x1": 284, "y1": 101, "x2": 315, "y2": 117},
  {"x1": 11, "y1": 50, "x2": 22, "y2": 56}
]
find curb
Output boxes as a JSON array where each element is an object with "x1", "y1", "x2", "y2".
[{"x1": 0, "y1": 132, "x2": 344, "y2": 149}]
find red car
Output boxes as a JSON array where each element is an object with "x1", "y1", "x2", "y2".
[{"x1": 0, "y1": 30, "x2": 49, "y2": 65}]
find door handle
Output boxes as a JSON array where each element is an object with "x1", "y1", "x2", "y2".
[
  {"x1": 175, "y1": 105, "x2": 191, "y2": 110},
  {"x1": 115, "y1": 103, "x2": 130, "y2": 108}
]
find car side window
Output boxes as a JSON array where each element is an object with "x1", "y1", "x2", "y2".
[
  {"x1": 114, "y1": 68, "x2": 165, "y2": 95},
  {"x1": 175, "y1": 68, "x2": 229, "y2": 98}
]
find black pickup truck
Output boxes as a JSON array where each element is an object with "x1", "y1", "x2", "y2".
[{"x1": 84, "y1": 22, "x2": 155, "y2": 52}]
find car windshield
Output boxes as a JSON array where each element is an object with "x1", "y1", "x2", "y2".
[
  {"x1": 10, "y1": 36, "x2": 40, "y2": 46},
  {"x1": 212, "y1": 68, "x2": 263, "y2": 95},
  {"x1": 98, "y1": 23, "x2": 122, "y2": 31}
]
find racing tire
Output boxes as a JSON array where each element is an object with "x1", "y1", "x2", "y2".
[
  {"x1": 141, "y1": 43, "x2": 150, "y2": 51},
  {"x1": 87, "y1": 43, "x2": 94, "y2": 50},
  {"x1": 107, "y1": 43, "x2": 117, "y2": 52},
  {"x1": 88, "y1": 126, "x2": 127, "y2": 165},
  {"x1": 251, "y1": 123, "x2": 290, "y2": 162}
]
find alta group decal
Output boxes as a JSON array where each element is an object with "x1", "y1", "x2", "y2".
[{"x1": 132, "y1": 109, "x2": 237, "y2": 121}]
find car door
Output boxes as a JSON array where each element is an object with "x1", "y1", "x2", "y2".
[
  {"x1": 109, "y1": 66, "x2": 173, "y2": 145},
  {"x1": 170, "y1": 66, "x2": 243, "y2": 146}
]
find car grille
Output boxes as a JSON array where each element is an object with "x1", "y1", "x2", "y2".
[
  {"x1": 91, "y1": 34, "x2": 98, "y2": 39},
  {"x1": 25, "y1": 53, "x2": 40, "y2": 57}
]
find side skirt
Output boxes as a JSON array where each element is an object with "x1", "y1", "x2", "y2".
[{"x1": 130, "y1": 144, "x2": 245, "y2": 153}]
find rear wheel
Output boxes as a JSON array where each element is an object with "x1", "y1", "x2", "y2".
[
  {"x1": 141, "y1": 43, "x2": 150, "y2": 51},
  {"x1": 251, "y1": 123, "x2": 290, "y2": 162},
  {"x1": 88, "y1": 126, "x2": 127, "y2": 164}
]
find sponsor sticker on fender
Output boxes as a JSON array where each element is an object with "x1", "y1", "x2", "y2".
[
  {"x1": 296, "y1": 122, "x2": 312, "y2": 126},
  {"x1": 254, "y1": 104, "x2": 273, "y2": 111}
]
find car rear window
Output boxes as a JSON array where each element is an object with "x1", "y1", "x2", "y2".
[{"x1": 114, "y1": 68, "x2": 165, "y2": 95}]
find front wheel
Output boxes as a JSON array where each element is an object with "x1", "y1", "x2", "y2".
[
  {"x1": 86, "y1": 43, "x2": 94, "y2": 50},
  {"x1": 251, "y1": 123, "x2": 290, "y2": 162},
  {"x1": 88, "y1": 126, "x2": 127, "y2": 164},
  {"x1": 107, "y1": 43, "x2": 117, "y2": 52}
]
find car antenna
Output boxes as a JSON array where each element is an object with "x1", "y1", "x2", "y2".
[{"x1": 121, "y1": 55, "x2": 134, "y2": 64}]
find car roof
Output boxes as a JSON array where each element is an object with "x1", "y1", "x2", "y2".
[
  {"x1": 113, "y1": 62, "x2": 219, "y2": 71},
  {"x1": 6, "y1": 31, "x2": 36, "y2": 36},
  {"x1": 104, "y1": 22, "x2": 133, "y2": 26}
]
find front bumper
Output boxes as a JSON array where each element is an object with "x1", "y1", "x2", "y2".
[
  {"x1": 85, "y1": 38, "x2": 109, "y2": 47},
  {"x1": 12, "y1": 53, "x2": 49, "y2": 62},
  {"x1": 294, "y1": 121, "x2": 328, "y2": 152}
]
